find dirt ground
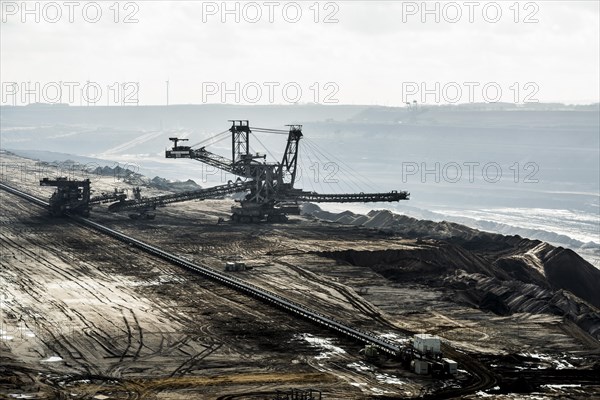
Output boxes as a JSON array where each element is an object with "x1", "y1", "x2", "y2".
[{"x1": 1, "y1": 153, "x2": 599, "y2": 399}]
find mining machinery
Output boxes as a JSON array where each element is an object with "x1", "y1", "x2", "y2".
[
  {"x1": 90, "y1": 188, "x2": 128, "y2": 204},
  {"x1": 40, "y1": 177, "x2": 91, "y2": 216},
  {"x1": 164, "y1": 120, "x2": 410, "y2": 222},
  {"x1": 40, "y1": 177, "x2": 126, "y2": 217},
  {"x1": 107, "y1": 180, "x2": 255, "y2": 218}
]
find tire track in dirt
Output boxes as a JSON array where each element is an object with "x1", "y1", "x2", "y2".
[
  {"x1": 0, "y1": 199, "x2": 161, "y2": 379},
  {"x1": 277, "y1": 260, "x2": 401, "y2": 332},
  {"x1": 119, "y1": 311, "x2": 133, "y2": 363},
  {"x1": 0, "y1": 228, "x2": 109, "y2": 306},
  {"x1": 169, "y1": 343, "x2": 223, "y2": 377},
  {"x1": 131, "y1": 309, "x2": 144, "y2": 360}
]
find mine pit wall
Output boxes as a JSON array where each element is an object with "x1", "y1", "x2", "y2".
[
  {"x1": 305, "y1": 206, "x2": 600, "y2": 308},
  {"x1": 316, "y1": 248, "x2": 600, "y2": 341}
]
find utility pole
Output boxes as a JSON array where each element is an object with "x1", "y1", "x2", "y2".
[{"x1": 166, "y1": 80, "x2": 169, "y2": 106}]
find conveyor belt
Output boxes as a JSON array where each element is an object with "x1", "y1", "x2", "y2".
[
  {"x1": 0, "y1": 182, "x2": 49, "y2": 208},
  {"x1": 107, "y1": 180, "x2": 254, "y2": 212}
]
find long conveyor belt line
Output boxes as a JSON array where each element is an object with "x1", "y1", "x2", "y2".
[{"x1": 0, "y1": 182, "x2": 50, "y2": 208}]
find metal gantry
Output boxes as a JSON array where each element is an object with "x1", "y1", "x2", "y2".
[
  {"x1": 165, "y1": 120, "x2": 410, "y2": 222},
  {"x1": 39, "y1": 177, "x2": 92, "y2": 217},
  {"x1": 39, "y1": 177, "x2": 126, "y2": 217}
]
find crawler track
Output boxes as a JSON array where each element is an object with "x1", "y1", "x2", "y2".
[{"x1": 1, "y1": 182, "x2": 497, "y2": 398}]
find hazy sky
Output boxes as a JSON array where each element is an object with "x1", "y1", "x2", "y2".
[{"x1": 1, "y1": 0, "x2": 599, "y2": 106}]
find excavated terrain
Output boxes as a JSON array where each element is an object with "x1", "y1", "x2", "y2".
[{"x1": 1, "y1": 152, "x2": 599, "y2": 399}]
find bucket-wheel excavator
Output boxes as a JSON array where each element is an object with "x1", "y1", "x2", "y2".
[{"x1": 163, "y1": 120, "x2": 410, "y2": 222}]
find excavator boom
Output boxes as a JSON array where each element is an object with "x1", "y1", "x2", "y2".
[{"x1": 289, "y1": 190, "x2": 410, "y2": 203}]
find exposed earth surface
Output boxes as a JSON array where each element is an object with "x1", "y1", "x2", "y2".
[{"x1": 1, "y1": 152, "x2": 599, "y2": 399}]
